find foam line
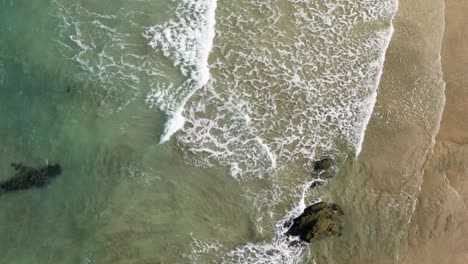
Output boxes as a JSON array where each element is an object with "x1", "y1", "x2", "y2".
[
  {"x1": 144, "y1": 0, "x2": 218, "y2": 142},
  {"x1": 355, "y1": 0, "x2": 399, "y2": 157}
]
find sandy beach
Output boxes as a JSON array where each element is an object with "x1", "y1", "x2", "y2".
[
  {"x1": 403, "y1": 0, "x2": 468, "y2": 263},
  {"x1": 0, "y1": 0, "x2": 466, "y2": 263},
  {"x1": 356, "y1": 0, "x2": 468, "y2": 263}
]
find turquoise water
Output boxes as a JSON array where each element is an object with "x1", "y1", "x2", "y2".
[
  {"x1": 0, "y1": 1, "x2": 257, "y2": 263},
  {"x1": 0, "y1": 0, "x2": 399, "y2": 263}
]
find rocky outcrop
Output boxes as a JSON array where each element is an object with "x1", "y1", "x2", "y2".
[
  {"x1": 314, "y1": 158, "x2": 332, "y2": 171},
  {"x1": 312, "y1": 157, "x2": 333, "y2": 179},
  {"x1": 0, "y1": 163, "x2": 61, "y2": 194},
  {"x1": 310, "y1": 158, "x2": 334, "y2": 190},
  {"x1": 286, "y1": 202, "x2": 343, "y2": 243}
]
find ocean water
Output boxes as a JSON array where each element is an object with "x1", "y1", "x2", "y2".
[{"x1": 0, "y1": 0, "x2": 403, "y2": 263}]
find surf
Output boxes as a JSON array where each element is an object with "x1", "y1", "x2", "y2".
[
  {"x1": 143, "y1": 0, "x2": 218, "y2": 143},
  {"x1": 180, "y1": 0, "x2": 400, "y2": 262}
]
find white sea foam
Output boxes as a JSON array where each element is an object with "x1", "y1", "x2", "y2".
[
  {"x1": 51, "y1": 0, "x2": 399, "y2": 262},
  {"x1": 51, "y1": 0, "x2": 169, "y2": 116},
  {"x1": 184, "y1": 237, "x2": 224, "y2": 263},
  {"x1": 178, "y1": 0, "x2": 399, "y2": 179},
  {"x1": 178, "y1": 0, "x2": 399, "y2": 262},
  {"x1": 256, "y1": 136, "x2": 277, "y2": 170},
  {"x1": 160, "y1": 109, "x2": 186, "y2": 143},
  {"x1": 143, "y1": 0, "x2": 217, "y2": 142},
  {"x1": 207, "y1": 189, "x2": 321, "y2": 264},
  {"x1": 354, "y1": 19, "x2": 397, "y2": 157},
  {"x1": 52, "y1": 0, "x2": 218, "y2": 121}
]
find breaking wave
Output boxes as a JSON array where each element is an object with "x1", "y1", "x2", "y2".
[
  {"x1": 181, "y1": 0, "x2": 398, "y2": 263},
  {"x1": 178, "y1": 0, "x2": 398, "y2": 179},
  {"x1": 144, "y1": 0, "x2": 217, "y2": 142},
  {"x1": 51, "y1": 0, "x2": 399, "y2": 262}
]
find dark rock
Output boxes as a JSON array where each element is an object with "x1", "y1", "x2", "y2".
[
  {"x1": 288, "y1": 240, "x2": 304, "y2": 247},
  {"x1": 314, "y1": 158, "x2": 332, "y2": 172},
  {"x1": 310, "y1": 180, "x2": 324, "y2": 189},
  {"x1": 0, "y1": 163, "x2": 61, "y2": 194},
  {"x1": 312, "y1": 157, "x2": 333, "y2": 178},
  {"x1": 286, "y1": 202, "x2": 343, "y2": 243}
]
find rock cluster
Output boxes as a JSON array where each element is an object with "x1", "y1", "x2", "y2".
[
  {"x1": 286, "y1": 202, "x2": 343, "y2": 243},
  {"x1": 310, "y1": 157, "x2": 334, "y2": 190},
  {"x1": 312, "y1": 157, "x2": 333, "y2": 178}
]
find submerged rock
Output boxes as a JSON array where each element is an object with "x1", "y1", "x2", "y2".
[
  {"x1": 314, "y1": 157, "x2": 332, "y2": 172},
  {"x1": 310, "y1": 180, "x2": 325, "y2": 189},
  {"x1": 312, "y1": 157, "x2": 333, "y2": 178},
  {"x1": 286, "y1": 202, "x2": 343, "y2": 243},
  {"x1": 0, "y1": 163, "x2": 61, "y2": 194}
]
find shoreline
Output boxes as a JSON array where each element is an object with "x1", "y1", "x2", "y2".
[
  {"x1": 403, "y1": 0, "x2": 468, "y2": 262},
  {"x1": 343, "y1": 0, "x2": 446, "y2": 262},
  {"x1": 354, "y1": 0, "x2": 468, "y2": 262}
]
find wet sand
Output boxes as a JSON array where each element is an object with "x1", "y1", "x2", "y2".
[
  {"x1": 403, "y1": 0, "x2": 468, "y2": 263},
  {"x1": 306, "y1": 0, "x2": 448, "y2": 261},
  {"x1": 355, "y1": 0, "x2": 468, "y2": 263}
]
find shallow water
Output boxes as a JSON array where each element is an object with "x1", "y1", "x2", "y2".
[
  {"x1": 0, "y1": 0, "x2": 449, "y2": 263},
  {"x1": 0, "y1": 1, "x2": 253, "y2": 263}
]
